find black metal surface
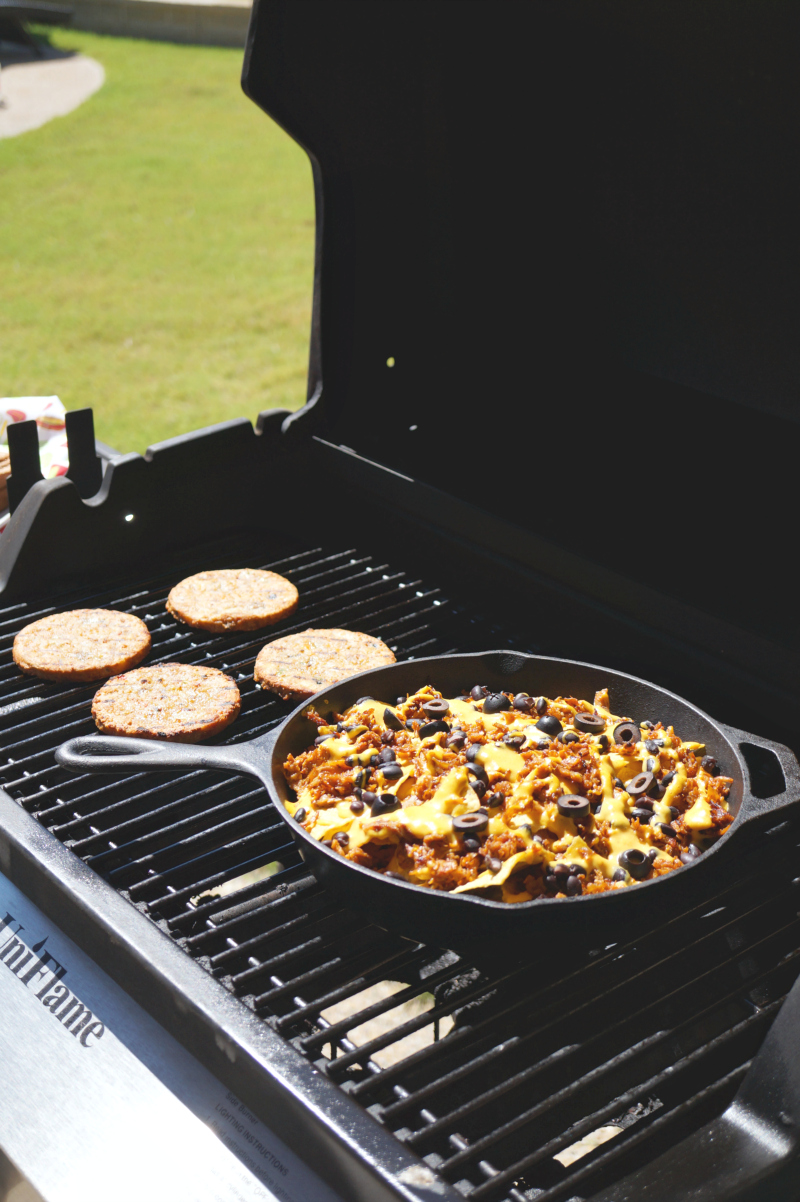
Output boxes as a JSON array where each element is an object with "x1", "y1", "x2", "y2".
[
  {"x1": 64, "y1": 409, "x2": 103, "y2": 499},
  {"x1": 242, "y1": 0, "x2": 800, "y2": 652},
  {"x1": 6, "y1": 420, "x2": 43, "y2": 514},
  {"x1": 56, "y1": 651, "x2": 800, "y2": 953},
  {"x1": 2, "y1": 530, "x2": 800, "y2": 1200}
]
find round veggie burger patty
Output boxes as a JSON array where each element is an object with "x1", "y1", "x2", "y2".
[
  {"x1": 13, "y1": 609, "x2": 151, "y2": 683},
  {"x1": 254, "y1": 628, "x2": 395, "y2": 701},
  {"x1": 166, "y1": 568, "x2": 298, "y2": 632},
  {"x1": 92, "y1": 662, "x2": 241, "y2": 742}
]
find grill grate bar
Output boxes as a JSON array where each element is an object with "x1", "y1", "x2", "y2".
[
  {"x1": 403, "y1": 915, "x2": 800, "y2": 1153},
  {"x1": 176, "y1": 869, "x2": 319, "y2": 934},
  {"x1": 83, "y1": 790, "x2": 271, "y2": 870},
  {"x1": 494, "y1": 1062, "x2": 752, "y2": 1202},
  {"x1": 129, "y1": 832, "x2": 298, "y2": 905},
  {"x1": 299, "y1": 963, "x2": 466, "y2": 1053},
  {"x1": 146, "y1": 851, "x2": 306, "y2": 918},
  {"x1": 435, "y1": 986, "x2": 781, "y2": 1180},
  {"x1": 275, "y1": 948, "x2": 450, "y2": 1031},
  {"x1": 3, "y1": 530, "x2": 799, "y2": 1202},
  {"x1": 53, "y1": 772, "x2": 246, "y2": 842},
  {"x1": 350, "y1": 852, "x2": 800, "y2": 1105}
]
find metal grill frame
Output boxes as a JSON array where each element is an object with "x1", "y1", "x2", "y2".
[{"x1": 3, "y1": 427, "x2": 800, "y2": 1202}]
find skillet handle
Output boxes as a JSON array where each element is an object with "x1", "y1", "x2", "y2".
[
  {"x1": 55, "y1": 734, "x2": 269, "y2": 783},
  {"x1": 720, "y1": 723, "x2": 800, "y2": 827}
]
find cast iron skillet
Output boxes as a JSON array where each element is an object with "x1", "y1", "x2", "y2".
[{"x1": 56, "y1": 651, "x2": 800, "y2": 951}]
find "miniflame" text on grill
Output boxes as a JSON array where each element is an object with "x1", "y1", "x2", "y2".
[{"x1": 0, "y1": 911, "x2": 105, "y2": 1047}]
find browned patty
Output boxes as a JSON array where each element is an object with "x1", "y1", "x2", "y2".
[
  {"x1": 254, "y1": 628, "x2": 396, "y2": 700},
  {"x1": 13, "y1": 609, "x2": 152, "y2": 682},
  {"x1": 166, "y1": 568, "x2": 298, "y2": 632},
  {"x1": 92, "y1": 662, "x2": 241, "y2": 742}
]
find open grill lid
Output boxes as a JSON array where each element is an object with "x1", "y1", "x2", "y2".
[{"x1": 242, "y1": 0, "x2": 800, "y2": 652}]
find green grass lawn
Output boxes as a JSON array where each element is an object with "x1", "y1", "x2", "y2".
[{"x1": 0, "y1": 29, "x2": 314, "y2": 453}]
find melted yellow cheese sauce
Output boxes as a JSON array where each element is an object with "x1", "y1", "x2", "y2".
[{"x1": 283, "y1": 686, "x2": 732, "y2": 901}]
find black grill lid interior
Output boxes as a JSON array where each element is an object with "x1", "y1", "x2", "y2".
[{"x1": 242, "y1": 0, "x2": 800, "y2": 647}]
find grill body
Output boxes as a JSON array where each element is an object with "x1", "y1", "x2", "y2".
[
  {"x1": 2, "y1": 488, "x2": 800, "y2": 1202},
  {"x1": 4, "y1": 2, "x2": 800, "y2": 1199}
]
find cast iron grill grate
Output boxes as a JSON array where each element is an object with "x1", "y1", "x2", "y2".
[{"x1": 1, "y1": 529, "x2": 798, "y2": 1202}]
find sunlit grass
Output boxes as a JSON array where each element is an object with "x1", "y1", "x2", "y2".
[{"x1": 0, "y1": 28, "x2": 314, "y2": 452}]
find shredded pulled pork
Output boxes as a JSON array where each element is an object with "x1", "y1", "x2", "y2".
[{"x1": 282, "y1": 686, "x2": 733, "y2": 902}]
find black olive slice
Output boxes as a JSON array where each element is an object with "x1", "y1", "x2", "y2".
[
  {"x1": 294, "y1": 807, "x2": 307, "y2": 823},
  {"x1": 558, "y1": 730, "x2": 580, "y2": 745},
  {"x1": 383, "y1": 707, "x2": 404, "y2": 731},
  {"x1": 626, "y1": 771, "x2": 656, "y2": 798},
  {"x1": 419, "y1": 719, "x2": 450, "y2": 739},
  {"x1": 470, "y1": 685, "x2": 489, "y2": 700},
  {"x1": 355, "y1": 696, "x2": 374, "y2": 704},
  {"x1": 536, "y1": 715, "x2": 562, "y2": 737},
  {"x1": 557, "y1": 795, "x2": 590, "y2": 819},
  {"x1": 452, "y1": 810, "x2": 489, "y2": 833},
  {"x1": 483, "y1": 693, "x2": 512, "y2": 713},
  {"x1": 513, "y1": 693, "x2": 535, "y2": 712},
  {"x1": 376, "y1": 747, "x2": 396, "y2": 763},
  {"x1": 468, "y1": 763, "x2": 489, "y2": 784},
  {"x1": 422, "y1": 698, "x2": 450, "y2": 717},
  {"x1": 680, "y1": 845, "x2": 702, "y2": 864},
  {"x1": 370, "y1": 793, "x2": 401, "y2": 816},
  {"x1": 617, "y1": 848, "x2": 651, "y2": 880},
  {"x1": 613, "y1": 721, "x2": 641, "y2": 745},
  {"x1": 574, "y1": 713, "x2": 605, "y2": 734},
  {"x1": 380, "y1": 762, "x2": 404, "y2": 780}
]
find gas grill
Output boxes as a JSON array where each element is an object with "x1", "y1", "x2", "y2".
[{"x1": 4, "y1": 2, "x2": 800, "y2": 1200}]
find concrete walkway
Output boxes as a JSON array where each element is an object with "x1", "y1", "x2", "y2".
[
  {"x1": 0, "y1": 52, "x2": 104, "y2": 138},
  {"x1": 70, "y1": 0, "x2": 251, "y2": 47}
]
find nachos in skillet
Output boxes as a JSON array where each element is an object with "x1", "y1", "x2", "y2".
[{"x1": 281, "y1": 686, "x2": 733, "y2": 901}]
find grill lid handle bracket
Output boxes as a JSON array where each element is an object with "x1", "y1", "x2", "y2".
[
  {"x1": 6, "y1": 419, "x2": 44, "y2": 514},
  {"x1": 65, "y1": 407, "x2": 103, "y2": 499}
]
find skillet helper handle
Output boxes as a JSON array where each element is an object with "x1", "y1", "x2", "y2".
[
  {"x1": 55, "y1": 734, "x2": 265, "y2": 782},
  {"x1": 720, "y1": 722, "x2": 800, "y2": 827}
]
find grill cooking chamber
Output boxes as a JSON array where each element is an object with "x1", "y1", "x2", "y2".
[{"x1": 4, "y1": 3, "x2": 800, "y2": 1200}]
